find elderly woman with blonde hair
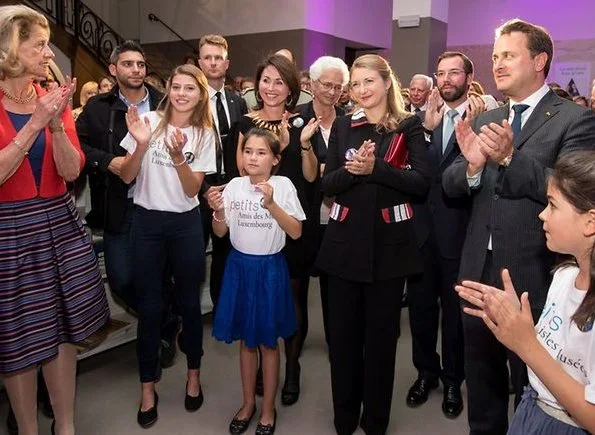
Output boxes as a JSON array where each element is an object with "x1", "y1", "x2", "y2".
[{"x1": 0, "y1": 5, "x2": 109, "y2": 435}]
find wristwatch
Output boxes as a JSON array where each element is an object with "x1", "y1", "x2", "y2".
[
  {"x1": 500, "y1": 153, "x2": 513, "y2": 167},
  {"x1": 300, "y1": 144, "x2": 312, "y2": 152}
]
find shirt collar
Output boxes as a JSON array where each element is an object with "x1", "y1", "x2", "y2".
[
  {"x1": 118, "y1": 86, "x2": 149, "y2": 107},
  {"x1": 444, "y1": 99, "x2": 469, "y2": 119},
  {"x1": 350, "y1": 108, "x2": 369, "y2": 128},
  {"x1": 508, "y1": 83, "x2": 550, "y2": 109},
  {"x1": 208, "y1": 85, "x2": 226, "y2": 100}
]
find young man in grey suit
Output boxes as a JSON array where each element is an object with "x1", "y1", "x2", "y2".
[{"x1": 443, "y1": 19, "x2": 595, "y2": 434}]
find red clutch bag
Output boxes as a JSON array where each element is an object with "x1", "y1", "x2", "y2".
[{"x1": 383, "y1": 133, "x2": 409, "y2": 169}]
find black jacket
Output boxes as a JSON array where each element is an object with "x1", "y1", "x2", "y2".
[
  {"x1": 76, "y1": 84, "x2": 163, "y2": 232},
  {"x1": 411, "y1": 114, "x2": 471, "y2": 259},
  {"x1": 201, "y1": 88, "x2": 248, "y2": 192},
  {"x1": 316, "y1": 114, "x2": 430, "y2": 282},
  {"x1": 443, "y1": 90, "x2": 595, "y2": 309}
]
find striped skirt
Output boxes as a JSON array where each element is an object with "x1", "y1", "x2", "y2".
[{"x1": 0, "y1": 193, "x2": 110, "y2": 374}]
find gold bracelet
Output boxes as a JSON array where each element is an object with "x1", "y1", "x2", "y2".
[
  {"x1": 12, "y1": 138, "x2": 28, "y2": 155},
  {"x1": 212, "y1": 211, "x2": 225, "y2": 222},
  {"x1": 172, "y1": 158, "x2": 186, "y2": 167}
]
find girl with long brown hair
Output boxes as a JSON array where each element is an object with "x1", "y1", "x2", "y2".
[
  {"x1": 457, "y1": 149, "x2": 595, "y2": 434},
  {"x1": 120, "y1": 64, "x2": 216, "y2": 427}
]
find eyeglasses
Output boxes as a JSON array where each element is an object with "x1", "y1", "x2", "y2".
[
  {"x1": 317, "y1": 80, "x2": 343, "y2": 93},
  {"x1": 434, "y1": 69, "x2": 466, "y2": 80}
]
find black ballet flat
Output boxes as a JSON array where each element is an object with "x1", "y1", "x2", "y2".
[
  {"x1": 137, "y1": 391, "x2": 159, "y2": 428},
  {"x1": 255, "y1": 410, "x2": 277, "y2": 435},
  {"x1": 228, "y1": 406, "x2": 256, "y2": 434},
  {"x1": 281, "y1": 364, "x2": 300, "y2": 406},
  {"x1": 184, "y1": 382, "x2": 204, "y2": 411}
]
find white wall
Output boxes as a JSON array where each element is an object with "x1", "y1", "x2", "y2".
[
  {"x1": 331, "y1": 0, "x2": 392, "y2": 48},
  {"x1": 392, "y1": 0, "x2": 449, "y2": 22},
  {"x1": 140, "y1": 0, "x2": 306, "y2": 44},
  {"x1": 79, "y1": 0, "x2": 140, "y2": 40},
  {"x1": 82, "y1": 0, "x2": 392, "y2": 50},
  {"x1": 447, "y1": 0, "x2": 595, "y2": 46}
]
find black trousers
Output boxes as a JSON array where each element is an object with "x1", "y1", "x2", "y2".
[
  {"x1": 464, "y1": 251, "x2": 541, "y2": 434},
  {"x1": 407, "y1": 236, "x2": 464, "y2": 386},
  {"x1": 328, "y1": 275, "x2": 405, "y2": 435},
  {"x1": 199, "y1": 199, "x2": 231, "y2": 310},
  {"x1": 134, "y1": 207, "x2": 205, "y2": 382}
]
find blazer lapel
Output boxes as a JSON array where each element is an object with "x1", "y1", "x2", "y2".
[
  {"x1": 439, "y1": 111, "x2": 467, "y2": 165},
  {"x1": 224, "y1": 90, "x2": 239, "y2": 124},
  {"x1": 514, "y1": 91, "x2": 561, "y2": 149}
]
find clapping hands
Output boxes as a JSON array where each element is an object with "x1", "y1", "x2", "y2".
[
  {"x1": 345, "y1": 140, "x2": 375, "y2": 175},
  {"x1": 455, "y1": 269, "x2": 536, "y2": 356},
  {"x1": 125, "y1": 106, "x2": 152, "y2": 148}
]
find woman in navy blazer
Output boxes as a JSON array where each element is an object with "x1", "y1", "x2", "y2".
[{"x1": 316, "y1": 54, "x2": 430, "y2": 435}]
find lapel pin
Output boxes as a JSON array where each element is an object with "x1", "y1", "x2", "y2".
[{"x1": 546, "y1": 111, "x2": 550, "y2": 116}]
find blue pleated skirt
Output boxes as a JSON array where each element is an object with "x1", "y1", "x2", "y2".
[{"x1": 212, "y1": 249, "x2": 297, "y2": 348}]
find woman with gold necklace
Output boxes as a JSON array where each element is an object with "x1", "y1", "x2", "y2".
[
  {"x1": 233, "y1": 53, "x2": 318, "y2": 412},
  {"x1": 0, "y1": 5, "x2": 109, "y2": 435}
]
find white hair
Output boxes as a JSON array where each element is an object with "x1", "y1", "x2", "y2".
[
  {"x1": 410, "y1": 74, "x2": 433, "y2": 90},
  {"x1": 309, "y1": 56, "x2": 350, "y2": 86}
]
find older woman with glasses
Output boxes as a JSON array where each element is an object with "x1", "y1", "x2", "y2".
[{"x1": 297, "y1": 56, "x2": 349, "y2": 350}]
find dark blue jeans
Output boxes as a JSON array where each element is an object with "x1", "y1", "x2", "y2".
[
  {"x1": 103, "y1": 201, "x2": 136, "y2": 309},
  {"x1": 133, "y1": 206, "x2": 205, "y2": 383},
  {"x1": 103, "y1": 200, "x2": 178, "y2": 342}
]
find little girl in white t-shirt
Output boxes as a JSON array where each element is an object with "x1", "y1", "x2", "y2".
[
  {"x1": 457, "y1": 149, "x2": 595, "y2": 434},
  {"x1": 208, "y1": 127, "x2": 305, "y2": 434}
]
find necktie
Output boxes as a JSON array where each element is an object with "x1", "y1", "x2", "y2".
[
  {"x1": 414, "y1": 107, "x2": 421, "y2": 113},
  {"x1": 215, "y1": 92, "x2": 229, "y2": 176},
  {"x1": 215, "y1": 91, "x2": 230, "y2": 136},
  {"x1": 442, "y1": 109, "x2": 458, "y2": 154},
  {"x1": 511, "y1": 104, "x2": 529, "y2": 140}
]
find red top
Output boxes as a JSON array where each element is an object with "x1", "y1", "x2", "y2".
[{"x1": 0, "y1": 83, "x2": 85, "y2": 202}]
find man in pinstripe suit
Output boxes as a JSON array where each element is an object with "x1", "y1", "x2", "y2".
[{"x1": 443, "y1": 19, "x2": 595, "y2": 435}]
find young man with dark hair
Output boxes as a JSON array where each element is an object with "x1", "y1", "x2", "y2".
[{"x1": 76, "y1": 41, "x2": 179, "y2": 368}]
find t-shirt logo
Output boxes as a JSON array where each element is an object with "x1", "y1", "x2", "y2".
[{"x1": 185, "y1": 152, "x2": 195, "y2": 164}]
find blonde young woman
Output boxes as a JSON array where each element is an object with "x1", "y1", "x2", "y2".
[
  {"x1": 71, "y1": 80, "x2": 98, "y2": 121},
  {"x1": 119, "y1": 64, "x2": 216, "y2": 427},
  {"x1": 316, "y1": 54, "x2": 430, "y2": 435}
]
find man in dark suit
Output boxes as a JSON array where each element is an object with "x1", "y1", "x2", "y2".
[
  {"x1": 76, "y1": 41, "x2": 182, "y2": 368},
  {"x1": 443, "y1": 19, "x2": 595, "y2": 434},
  {"x1": 407, "y1": 52, "x2": 476, "y2": 419},
  {"x1": 197, "y1": 34, "x2": 247, "y2": 307}
]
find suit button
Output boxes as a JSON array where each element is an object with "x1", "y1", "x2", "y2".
[{"x1": 493, "y1": 194, "x2": 499, "y2": 200}]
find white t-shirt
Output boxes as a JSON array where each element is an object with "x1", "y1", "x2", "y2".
[
  {"x1": 529, "y1": 265, "x2": 595, "y2": 409},
  {"x1": 120, "y1": 111, "x2": 217, "y2": 212},
  {"x1": 222, "y1": 176, "x2": 306, "y2": 255}
]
